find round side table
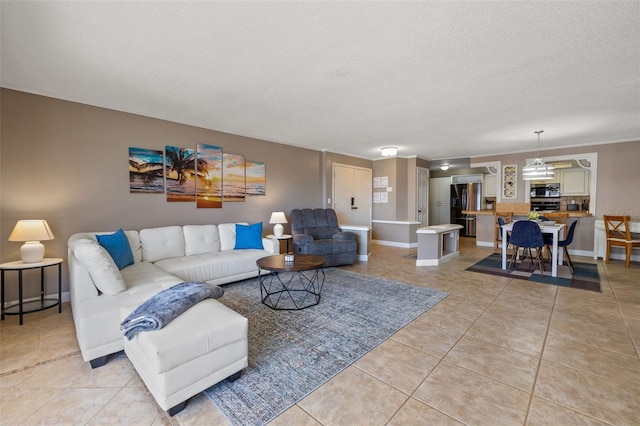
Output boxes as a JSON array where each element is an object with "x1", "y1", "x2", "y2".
[
  {"x1": 0, "y1": 258, "x2": 63, "y2": 325},
  {"x1": 266, "y1": 234, "x2": 293, "y2": 254}
]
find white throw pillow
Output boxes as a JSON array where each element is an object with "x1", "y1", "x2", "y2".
[
  {"x1": 218, "y1": 222, "x2": 248, "y2": 251},
  {"x1": 73, "y1": 241, "x2": 127, "y2": 295},
  {"x1": 140, "y1": 226, "x2": 185, "y2": 262},
  {"x1": 183, "y1": 225, "x2": 221, "y2": 256}
]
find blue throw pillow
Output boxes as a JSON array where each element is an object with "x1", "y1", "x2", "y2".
[
  {"x1": 234, "y1": 222, "x2": 263, "y2": 250},
  {"x1": 96, "y1": 228, "x2": 134, "y2": 270}
]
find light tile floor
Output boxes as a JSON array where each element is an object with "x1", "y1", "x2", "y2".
[{"x1": 1, "y1": 240, "x2": 638, "y2": 425}]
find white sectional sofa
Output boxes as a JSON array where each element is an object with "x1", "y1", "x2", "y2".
[{"x1": 68, "y1": 223, "x2": 278, "y2": 367}]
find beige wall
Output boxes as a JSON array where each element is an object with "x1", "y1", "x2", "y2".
[{"x1": 0, "y1": 89, "x2": 326, "y2": 298}]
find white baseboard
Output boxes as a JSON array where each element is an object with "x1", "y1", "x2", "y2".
[
  {"x1": 568, "y1": 249, "x2": 593, "y2": 258},
  {"x1": 476, "y1": 241, "x2": 495, "y2": 248},
  {"x1": 372, "y1": 240, "x2": 417, "y2": 248}
]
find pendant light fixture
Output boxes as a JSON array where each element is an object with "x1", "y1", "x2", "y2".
[{"x1": 522, "y1": 130, "x2": 554, "y2": 180}]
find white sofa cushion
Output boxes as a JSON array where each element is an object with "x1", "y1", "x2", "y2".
[
  {"x1": 140, "y1": 226, "x2": 186, "y2": 262},
  {"x1": 183, "y1": 225, "x2": 221, "y2": 256},
  {"x1": 154, "y1": 248, "x2": 270, "y2": 283},
  {"x1": 218, "y1": 222, "x2": 248, "y2": 251},
  {"x1": 73, "y1": 241, "x2": 127, "y2": 295}
]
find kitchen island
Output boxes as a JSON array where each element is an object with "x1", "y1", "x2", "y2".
[{"x1": 415, "y1": 224, "x2": 464, "y2": 266}]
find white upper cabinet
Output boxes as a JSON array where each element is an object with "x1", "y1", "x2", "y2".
[
  {"x1": 483, "y1": 174, "x2": 497, "y2": 197},
  {"x1": 560, "y1": 168, "x2": 590, "y2": 195},
  {"x1": 429, "y1": 177, "x2": 451, "y2": 203}
]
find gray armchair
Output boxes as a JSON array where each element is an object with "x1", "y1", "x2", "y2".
[{"x1": 290, "y1": 208, "x2": 357, "y2": 266}]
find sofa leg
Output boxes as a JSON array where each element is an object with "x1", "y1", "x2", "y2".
[
  {"x1": 228, "y1": 370, "x2": 242, "y2": 382},
  {"x1": 167, "y1": 401, "x2": 187, "y2": 417},
  {"x1": 89, "y1": 356, "x2": 108, "y2": 369}
]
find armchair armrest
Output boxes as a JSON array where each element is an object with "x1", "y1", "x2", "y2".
[
  {"x1": 332, "y1": 231, "x2": 356, "y2": 241},
  {"x1": 293, "y1": 234, "x2": 314, "y2": 245}
]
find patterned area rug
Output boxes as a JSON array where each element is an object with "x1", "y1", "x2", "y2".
[
  {"x1": 466, "y1": 253, "x2": 601, "y2": 292},
  {"x1": 204, "y1": 268, "x2": 449, "y2": 426}
]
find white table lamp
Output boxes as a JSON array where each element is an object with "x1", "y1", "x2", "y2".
[
  {"x1": 8, "y1": 220, "x2": 55, "y2": 263},
  {"x1": 269, "y1": 212, "x2": 287, "y2": 238}
]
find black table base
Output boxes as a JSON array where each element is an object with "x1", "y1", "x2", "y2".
[{"x1": 258, "y1": 269, "x2": 325, "y2": 310}]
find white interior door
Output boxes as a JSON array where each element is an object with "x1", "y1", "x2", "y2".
[
  {"x1": 417, "y1": 166, "x2": 429, "y2": 226},
  {"x1": 333, "y1": 164, "x2": 372, "y2": 225}
]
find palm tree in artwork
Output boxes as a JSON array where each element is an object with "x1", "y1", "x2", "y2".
[
  {"x1": 129, "y1": 159, "x2": 164, "y2": 184},
  {"x1": 165, "y1": 147, "x2": 209, "y2": 183}
]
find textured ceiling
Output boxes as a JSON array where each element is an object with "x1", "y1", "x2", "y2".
[{"x1": 1, "y1": 1, "x2": 639, "y2": 160}]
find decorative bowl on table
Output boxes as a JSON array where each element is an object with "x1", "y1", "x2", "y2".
[{"x1": 528, "y1": 211, "x2": 540, "y2": 221}]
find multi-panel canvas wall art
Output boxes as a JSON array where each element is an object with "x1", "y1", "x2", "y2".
[
  {"x1": 246, "y1": 161, "x2": 266, "y2": 196},
  {"x1": 196, "y1": 144, "x2": 223, "y2": 208},
  {"x1": 223, "y1": 153, "x2": 246, "y2": 202},
  {"x1": 129, "y1": 144, "x2": 266, "y2": 206},
  {"x1": 129, "y1": 147, "x2": 164, "y2": 193}
]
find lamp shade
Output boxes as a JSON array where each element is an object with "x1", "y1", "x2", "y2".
[
  {"x1": 9, "y1": 220, "x2": 55, "y2": 242},
  {"x1": 269, "y1": 212, "x2": 287, "y2": 225},
  {"x1": 8, "y1": 220, "x2": 55, "y2": 263}
]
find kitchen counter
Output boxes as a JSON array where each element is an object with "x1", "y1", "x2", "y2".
[{"x1": 462, "y1": 209, "x2": 591, "y2": 218}]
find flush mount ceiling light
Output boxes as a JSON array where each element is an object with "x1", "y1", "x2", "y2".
[
  {"x1": 522, "y1": 130, "x2": 555, "y2": 180},
  {"x1": 440, "y1": 165, "x2": 450, "y2": 171},
  {"x1": 380, "y1": 147, "x2": 398, "y2": 157}
]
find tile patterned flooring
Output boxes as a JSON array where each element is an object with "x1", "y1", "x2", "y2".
[{"x1": 1, "y1": 240, "x2": 639, "y2": 425}]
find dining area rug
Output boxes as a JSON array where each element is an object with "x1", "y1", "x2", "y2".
[
  {"x1": 466, "y1": 253, "x2": 601, "y2": 292},
  {"x1": 204, "y1": 268, "x2": 449, "y2": 426}
]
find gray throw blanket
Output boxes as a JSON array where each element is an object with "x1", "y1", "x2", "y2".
[{"x1": 120, "y1": 281, "x2": 224, "y2": 340}]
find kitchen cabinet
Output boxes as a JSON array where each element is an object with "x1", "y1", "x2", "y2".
[
  {"x1": 483, "y1": 174, "x2": 497, "y2": 197},
  {"x1": 560, "y1": 168, "x2": 589, "y2": 195},
  {"x1": 530, "y1": 173, "x2": 559, "y2": 185},
  {"x1": 429, "y1": 177, "x2": 451, "y2": 225}
]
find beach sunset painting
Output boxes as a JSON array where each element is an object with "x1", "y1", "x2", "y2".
[
  {"x1": 129, "y1": 147, "x2": 164, "y2": 193},
  {"x1": 196, "y1": 144, "x2": 223, "y2": 208},
  {"x1": 165, "y1": 145, "x2": 203, "y2": 202},
  {"x1": 223, "y1": 153, "x2": 246, "y2": 202},
  {"x1": 246, "y1": 160, "x2": 266, "y2": 196}
]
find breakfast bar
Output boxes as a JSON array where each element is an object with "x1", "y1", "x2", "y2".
[{"x1": 416, "y1": 224, "x2": 464, "y2": 266}]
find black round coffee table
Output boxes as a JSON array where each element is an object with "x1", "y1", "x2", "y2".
[{"x1": 256, "y1": 254, "x2": 325, "y2": 310}]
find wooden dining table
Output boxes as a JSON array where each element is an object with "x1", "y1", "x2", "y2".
[{"x1": 501, "y1": 221, "x2": 566, "y2": 277}]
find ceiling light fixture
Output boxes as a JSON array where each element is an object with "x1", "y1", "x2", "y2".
[
  {"x1": 522, "y1": 130, "x2": 555, "y2": 180},
  {"x1": 380, "y1": 147, "x2": 398, "y2": 157},
  {"x1": 440, "y1": 165, "x2": 450, "y2": 171}
]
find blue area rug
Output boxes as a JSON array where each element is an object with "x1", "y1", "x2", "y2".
[
  {"x1": 204, "y1": 268, "x2": 449, "y2": 426},
  {"x1": 466, "y1": 253, "x2": 601, "y2": 292}
]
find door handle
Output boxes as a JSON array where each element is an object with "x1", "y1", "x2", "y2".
[{"x1": 351, "y1": 206, "x2": 358, "y2": 210}]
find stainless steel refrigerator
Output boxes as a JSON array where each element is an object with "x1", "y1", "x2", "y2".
[{"x1": 451, "y1": 183, "x2": 482, "y2": 237}]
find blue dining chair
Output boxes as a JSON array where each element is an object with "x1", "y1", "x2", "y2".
[
  {"x1": 546, "y1": 220, "x2": 578, "y2": 273},
  {"x1": 508, "y1": 220, "x2": 545, "y2": 274}
]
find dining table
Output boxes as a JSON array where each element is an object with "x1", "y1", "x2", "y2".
[{"x1": 501, "y1": 221, "x2": 566, "y2": 277}]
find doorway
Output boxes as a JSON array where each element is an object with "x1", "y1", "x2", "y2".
[{"x1": 333, "y1": 164, "x2": 372, "y2": 226}]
